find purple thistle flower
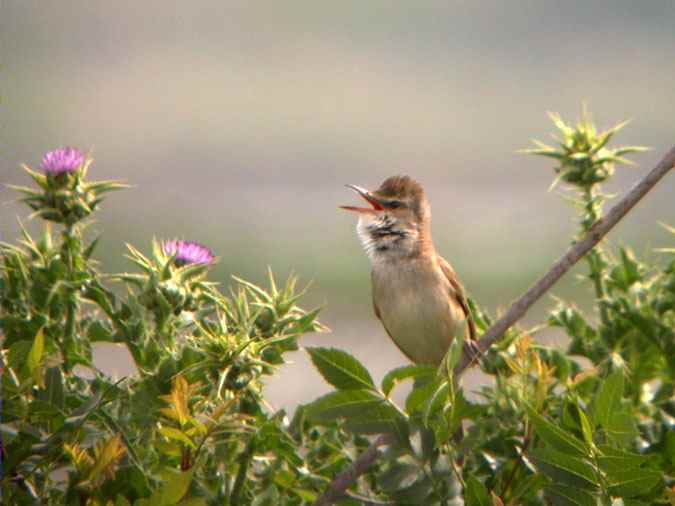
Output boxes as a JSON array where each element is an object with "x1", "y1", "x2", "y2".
[
  {"x1": 40, "y1": 147, "x2": 85, "y2": 175},
  {"x1": 163, "y1": 240, "x2": 215, "y2": 266}
]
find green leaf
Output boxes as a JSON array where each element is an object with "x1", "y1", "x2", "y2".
[
  {"x1": 511, "y1": 474, "x2": 548, "y2": 502},
  {"x1": 443, "y1": 332, "x2": 464, "y2": 374},
  {"x1": 596, "y1": 445, "x2": 649, "y2": 473},
  {"x1": 607, "y1": 468, "x2": 662, "y2": 498},
  {"x1": 592, "y1": 370, "x2": 624, "y2": 428},
  {"x1": 530, "y1": 447, "x2": 598, "y2": 490},
  {"x1": 390, "y1": 475, "x2": 434, "y2": 504},
  {"x1": 381, "y1": 365, "x2": 435, "y2": 396},
  {"x1": 291, "y1": 489, "x2": 317, "y2": 503},
  {"x1": 605, "y1": 408, "x2": 638, "y2": 446},
  {"x1": 344, "y1": 402, "x2": 405, "y2": 435},
  {"x1": 306, "y1": 347, "x2": 375, "y2": 390},
  {"x1": 27, "y1": 327, "x2": 45, "y2": 388},
  {"x1": 37, "y1": 367, "x2": 64, "y2": 409},
  {"x1": 424, "y1": 381, "x2": 450, "y2": 427},
  {"x1": 378, "y1": 462, "x2": 420, "y2": 492},
  {"x1": 405, "y1": 377, "x2": 442, "y2": 414},
  {"x1": 305, "y1": 389, "x2": 383, "y2": 422},
  {"x1": 84, "y1": 235, "x2": 101, "y2": 260},
  {"x1": 148, "y1": 468, "x2": 195, "y2": 506},
  {"x1": 115, "y1": 495, "x2": 132, "y2": 506},
  {"x1": 527, "y1": 406, "x2": 589, "y2": 457},
  {"x1": 546, "y1": 484, "x2": 598, "y2": 506},
  {"x1": 577, "y1": 404, "x2": 594, "y2": 447},
  {"x1": 465, "y1": 476, "x2": 491, "y2": 506}
]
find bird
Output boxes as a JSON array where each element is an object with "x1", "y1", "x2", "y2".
[{"x1": 340, "y1": 175, "x2": 476, "y2": 366}]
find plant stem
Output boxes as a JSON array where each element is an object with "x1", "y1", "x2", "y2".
[
  {"x1": 230, "y1": 438, "x2": 256, "y2": 506},
  {"x1": 62, "y1": 224, "x2": 79, "y2": 370},
  {"x1": 583, "y1": 186, "x2": 610, "y2": 326}
]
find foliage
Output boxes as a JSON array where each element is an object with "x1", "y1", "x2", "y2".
[
  {"x1": 1, "y1": 110, "x2": 673, "y2": 505},
  {"x1": 0, "y1": 154, "x2": 343, "y2": 505},
  {"x1": 303, "y1": 110, "x2": 674, "y2": 505}
]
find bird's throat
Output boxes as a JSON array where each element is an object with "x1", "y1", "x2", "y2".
[{"x1": 357, "y1": 217, "x2": 433, "y2": 264}]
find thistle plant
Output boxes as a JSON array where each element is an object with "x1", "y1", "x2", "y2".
[
  {"x1": 1, "y1": 114, "x2": 673, "y2": 506},
  {"x1": 523, "y1": 110, "x2": 648, "y2": 326},
  {"x1": 1, "y1": 148, "x2": 329, "y2": 504}
]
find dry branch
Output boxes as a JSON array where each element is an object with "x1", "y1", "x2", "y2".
[{"x1": 312, "y1": 144, "x2": 675, "y2": 506}]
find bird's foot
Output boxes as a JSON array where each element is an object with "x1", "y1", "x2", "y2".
[{"x1": 463, "y1": 340, "x2": 484, "y2": 367}]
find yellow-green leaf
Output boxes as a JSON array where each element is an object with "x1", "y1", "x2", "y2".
[
  {"x1": 159, "y1": 426, "x2": 196, "y2": 449},
  {"x1": 149, "y1": 468, "x2": 195, "y2": 506},
  {"x1": 27, "y1": 327, "x2": 45, "y2": 388}
]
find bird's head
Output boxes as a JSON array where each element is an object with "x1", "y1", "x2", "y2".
[{"x1": 341, "y1": 175, "x2": 431, "y2": 261}]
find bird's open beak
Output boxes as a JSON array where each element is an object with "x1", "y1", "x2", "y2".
[{"x1": 340, "y1": 184, "x2": 385, "y2": 214}]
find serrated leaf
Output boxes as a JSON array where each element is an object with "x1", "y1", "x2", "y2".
[
  {"x1": 596, "y1": 445, "x2": 649, "y2": 475},
  {"x1": 530, "y1": 447, "x2": 598, "y2": 490},
  {"x1": 160, "y1": 375, "x2": 192, "y2": 427},
  {"x1": 86, "y1": 435, "x2": 126, "y2": 483},
  {"x1": 607, "y1": 468, "x2": 662, "y2": 498},
  {"x1": 381, "y1": 365, "x2": 435, "y2": 396},
  {"x1": 465, "y1": 476, "x2": 490, "y2": 506},
  {"x1": 343, "y1": 402, "x2": 404, "y2": 435},
  {"x1": 546, "y1": 484, "x2": 597, "y2": 506},
  {"x1": 159, "y1": 426, "x2": 196, "y2": 449},
  {"x1": 405, "y1": 377, "x2": 442, "y2": 414},
  {"x1": 605, "y1": 408, "x2": 638, "y2": 446},
  {"x1": 305, "y1": 389, "x2": 383, "y2": 422},
  {"x1": 527, "y1": 406, "x2": 589, "y2": 457},
  {"x1": 306, "y1": 347, "x2": 375, "y2": 390},
  {"x1": 148, "y1": 468, "x2": 194, "y2": 506}
]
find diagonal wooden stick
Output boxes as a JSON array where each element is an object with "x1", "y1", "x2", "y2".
[
  {"x1": 453, "y1": 144, "x2": 675, "y2": 375},
  {"x1": 312, "y1": 144, "x2": 675, "y2": 506}
]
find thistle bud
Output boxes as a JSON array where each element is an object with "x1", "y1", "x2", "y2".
[
  {"x1": 523, "y1": 111, "x2": 647, "y2": 191},
  {"x1": 14, "y1": 148, "x2": 127, "y2": 226}
]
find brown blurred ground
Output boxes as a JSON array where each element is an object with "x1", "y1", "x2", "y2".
[{"x1": 2, "y1": 1, "x2": 674, "y2": 409}]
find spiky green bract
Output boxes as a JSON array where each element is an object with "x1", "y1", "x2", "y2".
[
  {"x1": 522, "y1": 109, "x2": 647, "y2": 190},
  {"x1": 11, "y1": 151, "x2": 128, "y2": 226}
]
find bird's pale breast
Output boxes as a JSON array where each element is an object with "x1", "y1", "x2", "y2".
[{"x1": 372, "y1": 258, "x2": 467, "y2": 365}]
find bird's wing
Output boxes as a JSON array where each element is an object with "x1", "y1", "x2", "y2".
[{"x1": 438, "y1": 256, "x2": 477, "y2": 341}]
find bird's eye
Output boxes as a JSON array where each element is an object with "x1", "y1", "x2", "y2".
[{"x1": 387, "y1": 200, "x2": 403, "y2": 209}]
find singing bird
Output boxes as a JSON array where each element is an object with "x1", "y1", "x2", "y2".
[{"x1": 341, "y1": 175, "x2": 476, "y2": 366}]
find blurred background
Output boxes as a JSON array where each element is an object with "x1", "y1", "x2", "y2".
[{"x1": 2, "y1": 1, "x2": 674, "y2": 409}]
